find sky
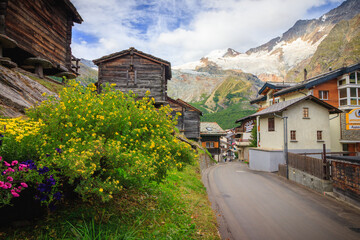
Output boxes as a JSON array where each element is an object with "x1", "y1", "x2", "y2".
[{"x1": 71, "y1": 0, "x2": 344, "y2": 66}]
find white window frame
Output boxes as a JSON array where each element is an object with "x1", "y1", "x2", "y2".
[
  {"x1": 319, "y1": 90, "x2": 329, "y2": 100},
  {"x1": 338, "y1": 72, "x2": 360, "y2": 108}
]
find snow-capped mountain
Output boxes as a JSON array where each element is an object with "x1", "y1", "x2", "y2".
[{"x1": 173, "y1": 0, "x2": 360, "y2": 82}]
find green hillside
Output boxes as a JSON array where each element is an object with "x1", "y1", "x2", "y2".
[
  {"x1": 200, "y1": 103, "x2": 256, "y2": 130},
  {"x1": 286, "y1": 14, "x2": 360, "y2": 82},
  {"x1": 191, "y1": 71, "x2": 260, "y2": 129},
  {"x1": 76, "y1": 62, "x2": 98, "y2": 86}
]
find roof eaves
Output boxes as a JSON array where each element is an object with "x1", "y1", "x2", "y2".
[{"x1": 250, "y1": 95, "x2": 267, "y2": 104}]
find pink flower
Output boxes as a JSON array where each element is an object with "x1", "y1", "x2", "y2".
[
  {"x1": 6, "y1": 167, "x2": 15, "y2": 173},
  {"x1": 0, "y1": 156, "x2": 2, "y2": 161},
  {"x1": 11, "y1": 160, "x2": 18, "y2": 166},
  {"x1": 7, "y1": 176, "x2": 13, "y2": 182},
  {"x1": 11, "y1": 192, "x2": 20, "y2": 197},
  {"x1": 20, "y1": 182, "x2": 28, "y2": 188},
  {"x1": 15, "y1": 188, "x2": 21, "y2": 193},
  {"x1": 4, "y1": 161, "x2": 10, "y2": 167},
  {"x1": 5, "y1": 182, "x2": 12, "y2": 188},
  {"x1": 0, "y1": 181, "x2": 4, "y2": 187},
  {"x1": 17, "y1": 186, "x2": 22, "y2": 191}
]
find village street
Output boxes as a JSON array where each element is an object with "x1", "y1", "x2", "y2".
[{"x1": 203, "y1": 162, "x2": 360, "y2": 240}]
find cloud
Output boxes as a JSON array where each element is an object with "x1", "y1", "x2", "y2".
[{"x1": 71, "y1": 0, "x2": 343, "y2": 65}]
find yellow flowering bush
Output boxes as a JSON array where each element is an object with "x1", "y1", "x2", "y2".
[
  {"x1": 24, "y1": 80, "x2": 196, "y2": 202},
  {"x1": 0, "y1": 118, "x2": 44, "y2": 161}
]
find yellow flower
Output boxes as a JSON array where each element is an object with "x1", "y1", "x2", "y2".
[{"x1": 42, "y1": 92, "x2": 47, "y2": 97}]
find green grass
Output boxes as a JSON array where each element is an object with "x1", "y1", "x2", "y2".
[
  {"x1": 201, "y1": 102, "x2": 256, "y2": 129},
  {"x1": 0, "y1": 161, "x2": 219, "y2": 240},
  {"x1": 27, "y1": 75, "x2": 64, "y2": 93}
]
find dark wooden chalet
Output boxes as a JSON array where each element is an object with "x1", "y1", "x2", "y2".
[
  {"x1": 167, "y1": 97, "x2": 202, "y2": 140},
  {"x1": 0, "y1": 0, "x2": 82, "y2": 78},
  {"x1": 200, "y1": 122, "x2": 226, "y2": 162},
  {"x1": 93, "y1": 47, "x2": 171, "y2": 105}
]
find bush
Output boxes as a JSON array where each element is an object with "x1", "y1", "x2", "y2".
[{"x1": 15, "y1": 80, "x2": 196, "y2": 203}]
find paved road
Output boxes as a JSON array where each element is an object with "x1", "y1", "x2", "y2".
[{"x1": 203, "y1": 162, "x2": 360, "y2": 240}]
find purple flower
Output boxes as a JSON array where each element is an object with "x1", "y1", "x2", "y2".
[
  {"x1": 37, "y1": 183, "x2": 51, "y2": 193},
  {"x1": 46, "y1": 175, "x2": 56, "y2": 186},
  {"x1": 22, "y1": 160, "x2": 37, "y2": 170},
  {"x1": 38, "y1": 167, "x2": 49, "y2": 175},
  {"x1": 56, "y1": 148, "x2": 62, "y2": 154},
  {"x1": 53, "y1": 192, "x2": 62, "y2": 201}
]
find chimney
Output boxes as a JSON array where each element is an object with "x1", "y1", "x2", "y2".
[{"x1": 304, "y1": 68, "x2": 307, "y2": 81}]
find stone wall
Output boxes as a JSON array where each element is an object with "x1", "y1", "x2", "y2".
[{"x1": 340, "y1": 113, "x2": 360, "y2": 141}]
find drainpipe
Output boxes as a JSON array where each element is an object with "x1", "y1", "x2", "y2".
[
  {"x1": 256, "y1": 116, "x2": 260, "y2": 147},
  {"x1": 274, "y1": 113, "x2": 289, "y2": 179}
]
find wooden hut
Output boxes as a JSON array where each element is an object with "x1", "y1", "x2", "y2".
[
  {"x1": 0, "y1": 0, "x2": 82, "y2": 78},
  {"x1": 200, "y1": 122, "x2": 227, "y2": 162},
  {"x1": 167, "y1": 97, "x2": 202, "y2": 141},
  {"x1": 93, "y1": 47, "x2": 171, "y2": 105}
]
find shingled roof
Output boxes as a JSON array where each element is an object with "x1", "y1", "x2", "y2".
[
  {"x1": 166, "y1": 97, "x2": 203, "y2": 115},
  {"x1": 250, "y1": 95, "x2": 341, "y2": 117},
  {"x1": 64, "y1": 0, "x2": 83, "y2": 23},
  {"x1": 93, "y1": 47, "x2": 172, "y2": 79},
  {"x1": 200, "y1": 122, "x2": 226, "y2": 136},
  {"x1": 274, "y1": 62, "x2": 360, "y2": 97}
]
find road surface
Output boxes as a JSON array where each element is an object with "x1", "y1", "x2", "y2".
[{"x1": 203, "y1": 162, "x2": 360, "y2": 240}]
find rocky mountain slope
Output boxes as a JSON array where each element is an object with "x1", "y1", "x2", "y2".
[
  {"x1": 76, "y1": 59, "x2": 98, "y2": 86},
  {"x1": 0, "y1": 66, "x2": 59, "y2": 117},
  {"x1": 174, "y1": 0, "x2": 360, "y2": 83},
  {"x1": 286, "y1": 13, "x2": 360, "y2": 82}
]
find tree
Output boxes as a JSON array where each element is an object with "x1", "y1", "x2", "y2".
[{"x1": 249, "y1": 121, "x2": 257, "y2": 147}]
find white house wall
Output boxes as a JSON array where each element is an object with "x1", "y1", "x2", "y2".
[
  {"x1": 259, "y1": 115, "x2": 284, "y2": 149},
  {"x1": 286, "y1": 100, "x2": 331, "y2": 150},
  {"x1": 329, "y1": 114, "x2": 342, "y2": 152},
  {"x1": 258, "y1": 100, "x2": 331, "y2": 151}
]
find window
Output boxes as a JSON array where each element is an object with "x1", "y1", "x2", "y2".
[
  {"x1": 268, "y1": 118, "x2": 275, "y2": 131},
  {"x1": 269, "y1": 99, "x2": 273, "y2": 105},
  {"x1": 317, "y1": 131, "x2": 323, "y2": 141},
  {"x1": 303, "y1": 107, "x2": 309, "y2": 118},
  {"x1": 274, "y1": 98, "x2": 280, "y2": 104},
  {"x1": 206, "y1": 142, "x2": 215, "y2": 148},
  {"x1": 290, "y1": 131, "x2": 296, "y2": 141},
  {"x1": 350, "y1": 72, "x2": 356, "y2": 83},
  {"x1": 319, "y1": 90, "x2": 329, "y2": 100},
  {"x1": 338, "y1": 73, "x2": 360, "y2": 107},
  {"x1": 338, "y1": 79, "x2": 346, "y2": 86}
]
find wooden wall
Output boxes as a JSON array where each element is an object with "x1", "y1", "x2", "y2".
[
  {"x1": 98, "y1": 54, "x2": 167, "y2": 102},
  {"x1": 201, "y1": 135, "x2": 221, "y2": 155},
  {"x1": 5, "y1": 0, "x2": 72, "y2": 69},
  {"x1": 168, "y1": 100, "x2": 201, "y2": 140},
  {"x1": 312, "y1": 78, "x2": 339, "y2": 107}
]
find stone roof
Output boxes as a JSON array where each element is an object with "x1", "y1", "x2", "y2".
[{"x1": 200, "y1": 122, "x2": 226, "y2": 136}]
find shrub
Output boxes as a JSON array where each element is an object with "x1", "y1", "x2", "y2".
[{"x1": 22, "y1": 80, "x2": 196, "y2": 202}]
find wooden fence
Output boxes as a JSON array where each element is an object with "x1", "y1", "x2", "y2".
[
  {"x1": 285, "y1": 152, "x2": 329, "y2": 179},
  {"x1": 278, "y1": 164, "x2": 287, "y2": 178}
]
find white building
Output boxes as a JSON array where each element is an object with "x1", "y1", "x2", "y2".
[{"x1": 248, "y1": 95, "x2": 341, "y2": 172}]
